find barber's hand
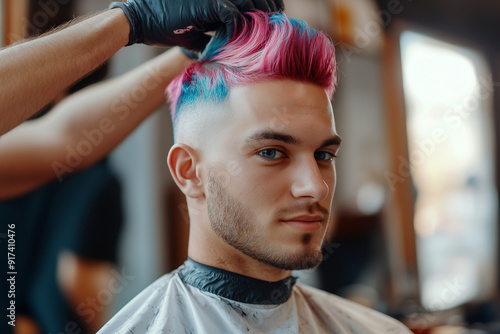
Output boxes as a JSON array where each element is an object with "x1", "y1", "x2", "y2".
[{"x1": 110, "y1": 0, "x2": 285, "y2": 50}]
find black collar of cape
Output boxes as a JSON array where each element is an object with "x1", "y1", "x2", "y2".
[{"x1": 179, "y1": 258, "x2": 297, "y2": 305}]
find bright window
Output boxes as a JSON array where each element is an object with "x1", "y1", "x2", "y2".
[{"x1": 400, "y1": 31, "x2": 498, "y2": 311}]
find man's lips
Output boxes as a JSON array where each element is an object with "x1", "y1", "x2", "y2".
[
  {"x1": 282, "y1": 215, "x2": 324, "y2": 222},
  {"x1": 281, "y1": 215, "x2": 324, "y2": 232}
]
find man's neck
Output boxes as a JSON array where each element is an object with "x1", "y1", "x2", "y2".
[
  {"x1": 179, "y1": 258, "x2": 297, "y2": 305},
  {"x1": 187, "y1": 233, "x2": 292, "y2": 282},
  {"x1": 192, "y1": 253, "x2": 292, "y2": 282}
]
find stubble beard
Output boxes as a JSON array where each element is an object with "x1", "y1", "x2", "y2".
[{"x1": 207, "y1": 170, "x2": 327, "y2": 271}]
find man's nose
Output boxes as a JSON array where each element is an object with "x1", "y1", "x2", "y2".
[{"x1": 290, "y1": 158, "x2": 329, "y2": 201}]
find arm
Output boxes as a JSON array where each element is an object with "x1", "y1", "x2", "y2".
[
  {"x1": 0, "y1": 0, "x2": 284, "y2": 136},
  {"x1": 0, "y1": 47, "x2": 192, "y2": 200},
  {"x1": 0, "y1": 9, "x2": 129, "y2": 136}
]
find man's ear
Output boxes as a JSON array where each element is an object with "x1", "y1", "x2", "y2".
[{"x1": 167, "y1": 143, "x2": 204, "y2": 199}]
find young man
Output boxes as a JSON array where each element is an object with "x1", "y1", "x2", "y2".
[{"x1": 98, "y1": 12, "x2": 412, "y2": 333}]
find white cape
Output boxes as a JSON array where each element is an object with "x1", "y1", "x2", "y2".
[{"x1": 98, "y1": 265, "x2": 411, "y2": 333}]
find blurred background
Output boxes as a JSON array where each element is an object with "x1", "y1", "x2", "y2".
[{"x1": 1, "y1": 0, "x2": 499, "y2": 333}]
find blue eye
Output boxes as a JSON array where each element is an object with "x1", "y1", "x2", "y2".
[
  {"x1": 315, "y1": 151, "x2": 336, "y2": 162},
  {"x1": 258, "y1": 149, "x2": 282, "y2": 159}
]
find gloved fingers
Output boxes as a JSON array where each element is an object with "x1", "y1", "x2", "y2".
[
  {"x1": 229, "y1": 0, "x2": 255, "y2": 13},
  {"x1": 250, "y1": 0, "x2": 272, "y2": 12},
  {"x1": 217, "y1": 1, "x2": 241, "y2": 42},
  {"x1": 227, "y1": 0, "x2": 282, "y2": 13},
  {"x1": 109, "y1": 1, "x2": 139, "y2": 45},
  {"x1": 181, "y1": 32, "x2": 213, "y2": 52},
  {"x1": 271, "y1": 0, "x2": 285, "y2": 11},
  {"x1": 265, "y1": 0, "x2": 278, "y2": 12},
  {"x1": 255, "y1": 0, "x2": 284, "y2": 12}
]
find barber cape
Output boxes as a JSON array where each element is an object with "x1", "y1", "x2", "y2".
[{"x1": 98, "y1": 258, "x2": 411, "y2": 333}]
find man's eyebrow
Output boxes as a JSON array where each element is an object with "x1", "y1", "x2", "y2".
[
  {"x1": 245, "y1": 131, "x2": 301, "y2": 145},
  {"x1": 244, "y1": 131, "x2": 342, "y2": 148},
  {"x1": 320, "y1": 136, "x2": 342, "y2": 148}
]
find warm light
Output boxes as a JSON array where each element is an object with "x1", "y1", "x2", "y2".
[{"x1": 402, "y1": 34, "x2": 478, "y2": 105}]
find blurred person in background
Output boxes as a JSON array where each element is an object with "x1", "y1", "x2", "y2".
[{"x1": 0, "y1": 46, "x2": 192, "y2": 334}]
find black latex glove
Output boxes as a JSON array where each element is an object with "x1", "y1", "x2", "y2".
[{"x1": 109, "y1": 0, "x2": 285, "y2": 50}]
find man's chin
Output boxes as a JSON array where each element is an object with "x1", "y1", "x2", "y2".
[{"x1": 255, "y1": 249, "x2": 324, "y2": 271}]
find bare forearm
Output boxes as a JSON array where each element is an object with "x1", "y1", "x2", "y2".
[
  {"x1": 0, "y1": 9, "x2": 129, "y2": 136},
  {"x1": 55, "y1": 47, "x2": 192, "y2": 171},
  {"x1": 0, "y1": 47, "x2": 191, "y2": 200}
]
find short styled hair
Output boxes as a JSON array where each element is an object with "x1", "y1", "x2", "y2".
[{"x1": 167, "y1": 11, "x2": 337, "y2": 125}]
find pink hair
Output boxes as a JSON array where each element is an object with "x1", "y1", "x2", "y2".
[{"x1": 167, "y1": 11, "x2": 337, "y2": 121}]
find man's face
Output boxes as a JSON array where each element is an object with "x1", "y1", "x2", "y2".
[{"x1": 203, "y1": 80, "x2": 341, "y2": 271}]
